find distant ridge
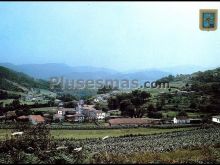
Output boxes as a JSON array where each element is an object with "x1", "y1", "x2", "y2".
[{"x1": 0, "y1": 63, "x2": 171, "y2": 81}]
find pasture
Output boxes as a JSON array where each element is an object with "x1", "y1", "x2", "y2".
[{"x1": 0, "y1": 127, "x2": 195, "y2": 140}]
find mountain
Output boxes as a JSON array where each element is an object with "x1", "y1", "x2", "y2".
[
  {"x1": 0, "y1": 63, "x2": 120, "y2": 80},
  {"x1": 0, "y1": 63, "x2": 170, "y2": 81},
  {"x1": 0, "y1": 66, "x2": 49, "y2": 92}
]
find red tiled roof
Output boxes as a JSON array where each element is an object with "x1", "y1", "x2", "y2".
[
  {"x1": 17, "y1": 115, "x2": 29, "y2": 120},
  {"x1": 29, "y1": 115, "x2": 45, "y2": 123}
]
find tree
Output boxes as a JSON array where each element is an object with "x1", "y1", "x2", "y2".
[
  {"x1": 120, "y1": 100, "x2": 135, "y2": 117},
  {"x1": 177, "y1": 110, "x2": 188, "y2": 117},
  {"x1": 64, "y1": 101, "x2": 78, "y2": 108},
  {"x1": 94, "y1": 102, "x2": 109, "y2": 112},
  {"x1": 97, "y1": 85, "x2": 112, "y2": 94},
  {"x1": 147, "y1": 104, "x2": 155, "y2": 113},
  {"x1": 135, "y1": 104, "x2": 148, "y2": 118},
  {"x1": 108, "y1": 90, "x2": 151, "y2": 118},
  {"x1": 147, "y1": 111, "x2": 163, "y2": 119},
  {"x1": 107, "y1": 96, "x2": 119, "y2": 110},
  {"x1": 11, "y1": 99, "x2": 20, "y2": 110}
]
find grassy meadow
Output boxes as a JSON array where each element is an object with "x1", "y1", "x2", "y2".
[{"x1": 0, "y1": 127, "x2": 196, "y2": 140}]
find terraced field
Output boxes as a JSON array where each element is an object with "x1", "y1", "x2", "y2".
[{"x1": 63, "y1": 126, "x2": 220, "y2": 154}]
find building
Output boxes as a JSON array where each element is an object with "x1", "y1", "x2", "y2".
[
  {"x1": 28, "y1": 115, "x2": 45, "y2": 125},
  {"x1": 82, "y1": 105, "x2": 106, "y2": 120},
  {"x1": 65, "y1": 114, "x2": 84, "y2": 122},
  {"x1": 53, "y1": 114, "x2": 64, "y2": 122},
  {"x1": 96, "y1": 110, "x2": 106, "y2": 120},
  {"x1": 57, "y1": 108, "x2": 76, "y2": 116},
  {"x1": 17, "y1": 115, "x2": 29, "y2": 122},
  {"x1": 73, "y1": 114, "x2": 85, "y2": 122},
  {"x1": 212, "y1": 116, "x2": 220, "y2": 124},
  {"x1": 173, "y1": 116, "x2": 190, "y2": 124}
]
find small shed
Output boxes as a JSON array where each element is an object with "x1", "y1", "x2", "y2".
[{"x1": 173, "y1": 116, "x2": 190, "y2": 124}]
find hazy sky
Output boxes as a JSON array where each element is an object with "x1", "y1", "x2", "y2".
[{"x1": 0, "y1": 2, "x2": 220, "y2": 71}]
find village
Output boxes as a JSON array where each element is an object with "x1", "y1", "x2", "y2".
[{"x1": 1, "y1": 89, "x2": 219, "y2": 127}]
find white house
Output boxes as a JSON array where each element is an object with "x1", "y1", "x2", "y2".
[
  {"x1": 212, "y1": 116, "x2": 220, "y2": 124},
  {"x1": 57, "y1": 110, "x2": 63, "y2": 115},
  {"x1": 96, "y1": 110, "x2": 106, "y2": 120},
  {"x1": 173, "y1": 116, "x2": 190, "y2": 124}
]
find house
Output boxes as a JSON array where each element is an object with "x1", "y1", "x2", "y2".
[
  {"x1": 212, "y1": 116, "x2": 220, "y2": 124},
  {"x1": 108, "y1": 118, "x2": 151, "y2": 127},
  {"x1": 57, "y1": 108, "x2": 76, "y2": 116},
  {"x1": 96, "y1": 110, "x2": 106, "y2": 120},
  {"x1": 28, "y1": 115, "x2": 45, "y2": 125},
  {"x1": 82, "y1": 105, "x2": 106, "y2": 120},
  {"x1": 82, "y1": 105, "x2": 96, "y2": 120},
  {"x1": 83, "y1": 109, "x2": 97, "y2": 120},
  {"x1": 173, "y1": 116, "x2": 190, "y2": 124},
  {"x1": 17, "y1": 115, "x2": 29, "y2": 122},
  {"x1": 73, "y1": 114, "x2": 85, "y2": 122},
  {"x1": 53, "y1": 114, "x2": 64, "y2": 122},
  {"x1": 65, "y1": 113, "x2": 84, "y2": 122}
]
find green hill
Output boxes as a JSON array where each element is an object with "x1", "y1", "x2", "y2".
[
  {"x1": 156, "y1": 67, "x2": 220, "y2": 114},
  {"x1": 157, "y1": 67, "x2": 220, "y2": 93},
  {"x1": 0, "y1": 66, "x2": 49, "y2": 93}
]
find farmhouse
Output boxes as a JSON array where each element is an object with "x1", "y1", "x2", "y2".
[
  {"x1": 108, "y1": 118, "x2": 150, "y2": 127},
  {"x1": 53, "y1": 114, "x2": 64, "y2": 122},
  {"x1": 28, "y1": 115, "x2": 45, "y2": 125},
  {"x1": 212, "y1": 116, "x2": 220, "y2": 124},
  {"x1": 57, "y1": 108, "x2": 76, "y2": 116},
  {"x1": 17, "y1": 115, "x2": 29, "y2": 122},
  {"x1": 96, "y1": 110, "x2": 106, "y2": 120},
  {"x1": 65, "y1": 114, "x2": 84, "y2": 122},
  {"x1": 72, "y1": 114, "x2": 85, "y2": 122},
  {"x1": 173, "y1": 116, "x2": 190, "y2": 124}
]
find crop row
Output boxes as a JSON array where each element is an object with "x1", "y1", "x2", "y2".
[{"x1": 57, "y1": 126, "x2": 220, "y2": 155}]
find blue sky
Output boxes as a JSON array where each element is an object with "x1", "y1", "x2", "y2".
[{"x1": 0, "y1": 2, "x2": 220, "y2": 71}]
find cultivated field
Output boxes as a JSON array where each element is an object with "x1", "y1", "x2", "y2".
[{"x1": 0, "y1": 127, "x2": 195, "y2": 140}]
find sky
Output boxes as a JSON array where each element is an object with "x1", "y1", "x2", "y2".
[{"x1": 0, "y1": 2, "x2": 220, "y2": 71}]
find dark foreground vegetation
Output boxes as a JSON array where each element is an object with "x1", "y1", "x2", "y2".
[{"x1": 0, "y1": 124, "x2": 219, "y2": 164}]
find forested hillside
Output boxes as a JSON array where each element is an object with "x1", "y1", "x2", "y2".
[{"x1": 0, "y1": 66, "x2": 49, "y2": 92}]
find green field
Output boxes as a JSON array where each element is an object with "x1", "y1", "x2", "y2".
[
  {"x1": 30, "y1": 107, "x2": 58, "y2": 114},
  {"x1": 161, "y1": 111, "x2": 203, "y2": 118},
  {"x1": 0, "y1": 127, "x2": 195, "y2": 140},
  {"x1": 51, "y1": 127, "x2": 195, "y2": 139},
  {"x1": 0, "y1": 99, "x2": 14, "y2": 106}
]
